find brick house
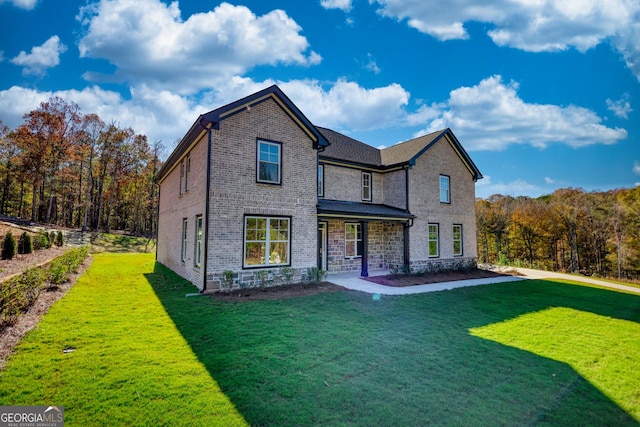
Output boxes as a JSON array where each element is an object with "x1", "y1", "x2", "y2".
[{"x1": 155, "y1": 85, "x2": 482, "y2": 291}]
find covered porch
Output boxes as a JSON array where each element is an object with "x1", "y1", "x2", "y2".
[{"x1": 317, "y1": 199, "x2": 415, "y2": 277}]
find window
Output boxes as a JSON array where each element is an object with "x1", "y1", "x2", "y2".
[
  {"x1": 428, "y1": 223, "x2": 439, "y2": 257},
  {"x1": 181, "y1": 219, "x2": 188, "y2": 262},
  {"x1": 440, "y1": 175, "x2": 450, "y2": 203},
  {"x1": 179, "y1": 160, "x2": 184, "y2": 195},
  {"x1": 185, "y1": 154, "x2": 191, "y2": 192},
  {"x1": 318, "y1": 164, "x2": 324, "y2": 197},
  {"x1": 345, "y1": 223, "x2": 362, "y2": 258},
  {"x1": 257, "y1": 140, "x2": 281, "y2": 184},
  {"x1": 244, "y1": 216, "x2": 290, "y2": 267},
  {"x1": 362, "y1": 172, "x2": 372, "y2": 201},
  {"x1": 453, "y1": 224, "x2": 463, "y2": 256},
  {"x1": 195, "y1": 215, "x2": 203, "y2": 268}
]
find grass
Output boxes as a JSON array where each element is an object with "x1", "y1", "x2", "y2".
[
  {"x1": 0, "y1": 253, "x2": 246, "y2": 426},
  {"x1": 89, "y1": 233, "x2": 155, "y2": 253},
  {"x1": 1, "y1": 254, "x2": 639, "y2": 425}
]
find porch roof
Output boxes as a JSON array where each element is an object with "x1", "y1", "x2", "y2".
[{"x1": 317, "y1": 199, "x2": 415, "y2": 222}]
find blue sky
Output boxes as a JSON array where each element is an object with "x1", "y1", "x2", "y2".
[{"x1": 1, "y1": 0, "x2": 638, "y2": 198}]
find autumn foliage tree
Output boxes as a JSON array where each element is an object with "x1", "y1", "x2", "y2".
[
  {"x1": 477, "y1": 187, "x2": 640, "y2": 281},
  {"x1": 0, "y1": 98, "x2": 162, "y2": 236}
]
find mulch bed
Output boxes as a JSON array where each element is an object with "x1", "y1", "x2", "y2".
[
  {"x1": 363, "y1": 269, "x2": 516, "y2": 287},
  {"x1": 210, "y1": 281, "x2": 344, "y2": 301}
]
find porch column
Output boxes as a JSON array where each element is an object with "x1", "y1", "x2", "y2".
[
  {"x1": 361, "y1": 220, "x2": 369, "y2": 277},
  {"x1": 403, "y1": 222, "x2": 410, "y2": 268}
]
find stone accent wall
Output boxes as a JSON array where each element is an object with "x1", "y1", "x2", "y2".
[
  {"x1": 325, "y1": 219, "x2": 404, "y2": 274},
  {"x1": 410, "y1": 257, "x2": 477, "y2": 273}
]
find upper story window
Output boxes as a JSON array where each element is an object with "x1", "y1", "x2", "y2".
[
  {"x1": 257, "y1": 139, "x2": 281, "y2": 184},
  {"x1": 453, "y1": 224, "x2": 463, "y2": 256},
  {"x1": 318, "y1": 164, "x2": 324, "y2": 197},
  {"x1": 440, "y1": 175, "x2": 450, "y2": 203},
  {"x1": 428, "y1": 223, "x2": 439, "y2": 258},
  {"x1": 362, "y1": 172, "x2": 372, "y2": 202},
  {"x1": 179, "y1": 160, "x2": 185, "y2": 195},
  {"x1": 185, "y1": 153, "x2": 191, "y2": 192}
]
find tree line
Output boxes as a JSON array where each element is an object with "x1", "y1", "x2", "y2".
[
  {"x1": 477, "y1": 187, "x2": 640, "y2": 280},
  {"x1": 0, "y1": 97, "x2": 163, "y2": 236}
]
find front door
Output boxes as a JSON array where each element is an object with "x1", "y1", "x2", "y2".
[{"x1": 318, "y1": 222, "x2": 327, "y2": 271}]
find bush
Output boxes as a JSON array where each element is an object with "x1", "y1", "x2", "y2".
[
  {"x1": 55, "y1": 231, "x2": 64, "y2": 247},
  {"x1": 33, "y1": 230, "x2": 51, "y2": 250},
  {"x1": 2, "y1": 233, "x2": 16, "y2": 260},
  {"x1": 254, "y1": 270, "x2": 270, "y2": 289},
  {"x1": 221, "y1": 270, "x2": 234, "y2": 291},
  {"x1": 18, "y1": 232, "x2": 33, "y2": 255},
  {"x1": 0, "y1": 266, "x2": 45, "y2": 328},
  {"x1": 279, "y1": 266, "x2": 296, "y2": 285},
  {"x1": 306, "y1": 266, "x2": 327, "y2": 284}
]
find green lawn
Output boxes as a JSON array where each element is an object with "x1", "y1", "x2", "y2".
[{"x1": 1, "y1": 253, "x2": 639, "y2": 426}]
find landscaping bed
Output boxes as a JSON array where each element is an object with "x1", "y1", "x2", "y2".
[
  {"x1": 363, "y1": 268, "x2": 518, "y2": 287},
  {"x1": 212, "y1": 281, "x2": 343, "y2": 301}
]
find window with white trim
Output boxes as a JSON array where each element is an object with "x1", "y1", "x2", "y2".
[
  {"x1": 440, "y1": 175, "x2": 450, "y2": 203},
  {"x1": 453, "y1": 224, "x2": 463, "y2": 256},
  {"x1": 362, "y1": 172, "x2": 372, "y2": 201},
  {"x1": 185, "y1": 153, "x2": 191, "y2": 192},
  {"x1": 244, "y1": 216, "x2": 290, "y2": 267},
  {"x1": 257, "y1": 140, "x2": 281, "y2": 184},
  {"x1": 181, "y1": 218, "x2": 188, "y2": 262},
  {"x1": 428, "y1": 223, "x2": 439, "y2": 257},
  {"x1": 195, "y1": 215, "x2": 203, "y2": 268},
  {"x1": 318, "y1": 164, "x2": 324, "y2": 197},
  {"x1": 345, "y1": 223, "x2": 362, "y2": 258},
  {"x1": 179, "y1": 160, "x2": 184, "y2": 195}
]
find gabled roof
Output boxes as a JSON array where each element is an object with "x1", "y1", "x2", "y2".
[
  {"x1": 318, "y1": 127, "x2": 483, "y2": 181},
  {"x1": 155, "y1": 85, "x2": 329, "y2": 183}
]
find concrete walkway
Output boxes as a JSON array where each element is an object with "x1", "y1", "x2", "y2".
[
  {"x1": 327, "y1": 267, "x2": 640, "y2": 296},
  {"x1": 327, "y1": 270, "x2": 526, "y2": 295}
]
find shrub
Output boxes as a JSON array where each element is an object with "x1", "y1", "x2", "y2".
[
  {"x1": 55, "y1": 231, "x2": 64, "y2": 247},
  {"x1": 2, "y1": 233, "x2": 16, "y2": 260},
  {"x1": 48, "y1": 258, "x2": 68, "y2": 285},
  {"x1": 33, "y1": 230, "x2": 51, "y2": 250},
  {"x1": 221, "y1": 270, "x2": 234, "y2": 291},
  {"x1": 0, "y1": 266, "x2": 45, "y2": 328},
  {"x1": 307, "y1": 266, "x2": 327, "y2": 284},
  {"x1": 254, "y1": 270, "x2": 270, "y2": 289},
  {"x1": 18, "y1": 232, "x2": 33, "y2": 255},
  {"x1": 50, "y1": 231, "x2": 57, "y2": 246},
  {"x1": 279, "y1": 266, "x2": 296, "y2": 285}
]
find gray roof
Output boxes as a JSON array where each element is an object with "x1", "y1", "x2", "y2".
[
  {"x1": 317, "y1": 127, "x2": 382, "y2": 166},
  {"x1": 318, "y1": 199, "x2": 415, "y2": 220}
]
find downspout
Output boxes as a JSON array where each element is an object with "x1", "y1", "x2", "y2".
[{"x1": 199, "y1": 118, "x2": 213, "y2": 293}]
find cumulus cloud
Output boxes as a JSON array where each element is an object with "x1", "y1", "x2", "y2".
[
  {"x1": 414, "y1": 75, "x2": 627, "y2": 151},
  {"x1": 320, "y1": 0, "x2": 352, "y2": 12},
  {"x1": 0, "y1": 0, "x2": 38, "y2": 9},
  {"x1": 606, "y1": 96, "x2": 633, "y2": 119},
  {"x1": 11, "y1": 35, "x2": 67, "y2": 75},
  {"x1": 475, "y1": 175, "x2": 546, "y2": 199},
  {"x1": 371, "y1": 0, "x2": 640, "y2": 80},
  {"x1": 633, "y1": 161, "x2": 640, "y2": 176},
  {"x1": 77, "y1": 0, "x2": 321, "y2": 94}
]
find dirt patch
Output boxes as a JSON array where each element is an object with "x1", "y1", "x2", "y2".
[
  {"x1": 211, "y1": 281, "x2": 344, "y2": 301},
  {"x1": 363, "y1": 269, "x2": 517, "y2": 287},
  {"x1": 0, "y1": 255, "x2": 93, "y2": 370}
]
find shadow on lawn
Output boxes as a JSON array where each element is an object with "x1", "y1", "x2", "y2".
[{"x1": 147, "y1": 263, "x2": 640, "y2": 426}]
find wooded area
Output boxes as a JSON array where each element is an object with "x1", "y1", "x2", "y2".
[
  {"x1": 477, "y1": 187, "x2": 640, "y2": 280},
  {"x1": 0, "y1": 97, "x2": 163, "y2": 235}
]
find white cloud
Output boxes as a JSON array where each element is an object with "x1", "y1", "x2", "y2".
[
  {"x1": 320, "y1": 0, "x2": 352, "y2": 12},
  {"x1": 475, "y1": 175, "x2": 546, "y2": 199},
  {"x1": 364, "y1": 53, "x2": 381, "y2": 74},
  {"x1": 544, "y1": 177, "x2": 556, "y2": 184},
  {"x1": 633, "y1": 161, "x2": 640, "y2": 176},
  {"x1": 11, "y1": 35, "x2": 67, "y2": 76},
  {"x1": 77, "y1": 0, "x2": 321, "y2": 94},
  {"x1": 414, "y1": 75, "x2": 628, "y2": 151},
  {"x1": 371, "y1": 0, "x2": 640, "y2": 80},
  {"x1": 0, "y1": 0, "x2": 38, "y2": 9},
  {"x1": 606, "y1": 96, "x2": 633, "y2": 119}
]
